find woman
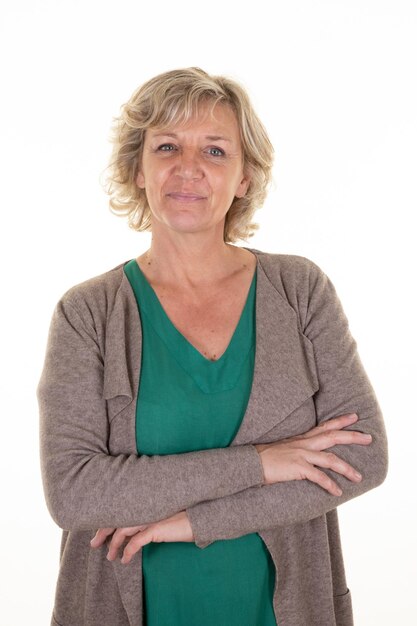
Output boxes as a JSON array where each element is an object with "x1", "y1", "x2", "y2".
[{"x1": 38, "y1": 67, "x2": 388, "y2": 626}]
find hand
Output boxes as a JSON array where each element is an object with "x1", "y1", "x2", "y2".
[
  {"x1": 255, "y1": 413, "x2": 372, "y2": 496},
  {"x1": 90, "y1": 510, "x2": 195, "y2": 565}
]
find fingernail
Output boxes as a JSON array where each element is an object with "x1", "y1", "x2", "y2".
[
  {"x1": 354, "y1": 471, "x2": 362, "y2": 480},
  {"x1": 335, "y1": 488, "x2": 342, "y2": 496},
  {"x1": 364, "y1": 434, "x2": 372, "y2": 441}
]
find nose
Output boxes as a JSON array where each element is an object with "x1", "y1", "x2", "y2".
[{"x1": 174, "y1": 149, "x2": 203, "y2": 180}]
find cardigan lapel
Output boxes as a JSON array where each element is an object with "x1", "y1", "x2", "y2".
[
  {"x1": 103, "y1": 272, "x2": 146, "y2": 624},
  {"x1": 231, "y1": 251, "x2": 319, "y2": 444},
  {"x1": 103, "y1": 272, "x2": 141, "y2": 439}
]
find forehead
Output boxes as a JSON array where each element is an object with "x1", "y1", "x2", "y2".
[{"x1": 148, "y1": 102, "x2": 241, "y2": 139}]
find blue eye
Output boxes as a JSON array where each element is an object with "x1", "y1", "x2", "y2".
[
  {"x1": 157, "y1": 144, "x2": 175, "y2": 151},
  {"x1": 208, "y1": 147, "x2": 225, "y2": 156}
]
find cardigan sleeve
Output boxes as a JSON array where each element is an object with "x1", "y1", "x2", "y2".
[
  {"x1": 186, "y1": 260, "x2": 388, "y2": 548},
  {"x1": 37, "y1": 296, "x2": 265, "y2": 532}
]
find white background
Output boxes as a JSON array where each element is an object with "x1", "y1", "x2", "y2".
[{"x1": 0, "y1": 1, "x2": 416, "y2": 624}]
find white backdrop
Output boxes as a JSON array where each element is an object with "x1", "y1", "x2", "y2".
[{"x1": 0, "y1": 1, "x2": 416, "y2": 624}]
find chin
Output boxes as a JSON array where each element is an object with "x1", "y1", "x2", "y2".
[{"x1": 162, "y1": 215, "x2": 214, "y2": 233}]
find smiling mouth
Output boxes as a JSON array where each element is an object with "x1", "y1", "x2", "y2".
[{"x1": 167, "y1": 193, "x2": 206, "y2": 202}]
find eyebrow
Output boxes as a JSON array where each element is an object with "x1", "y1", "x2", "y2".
[{"x1": 151, "y1": 132, "x2": 232, "y2": 143}]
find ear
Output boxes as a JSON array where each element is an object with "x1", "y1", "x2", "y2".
[
  {"x1": 136, "y1": 169, "x2": 145, "y2": 189},
  {"x1": 235, "y1": 171, "x2": 251, "y2": 198}
]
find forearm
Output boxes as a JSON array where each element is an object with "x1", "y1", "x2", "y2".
[
  {"x1": 187, "y1": 403, "x2": 387, "y2": 547},
  {"x1": 39, "y1": 434, "x2": 264, "y2": 531}
]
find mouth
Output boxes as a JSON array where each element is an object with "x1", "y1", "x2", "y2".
[{"x1": 167, "y1": 193, "x2": 206, "y2": 202}]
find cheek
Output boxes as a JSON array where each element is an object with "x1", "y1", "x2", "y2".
[
  {"x1": 145, "y1": 170, "x2": 166, "y2": 194},
  {"x1": 211, "y1": 170, "x2": 233, "y2": 192}
]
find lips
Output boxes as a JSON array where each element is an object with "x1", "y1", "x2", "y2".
[{"x1": 167, "y1": 193, "x2": 206, "y2": 201}]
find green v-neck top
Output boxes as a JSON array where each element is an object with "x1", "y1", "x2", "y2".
[{"x1": 124, "y1": 259, "x2": 277, "y2": 626}]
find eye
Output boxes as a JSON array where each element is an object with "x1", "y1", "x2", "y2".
[
  {"x1": 207, "y1": 147, "x2": 225, "y2": 157},
  {"x1": 157, "y1": 143, "x2": 176, "y2": 152}
]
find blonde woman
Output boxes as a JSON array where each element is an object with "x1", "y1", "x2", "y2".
[{"x1": 38, "y1": 67, "x2": 388, "y2": 626}]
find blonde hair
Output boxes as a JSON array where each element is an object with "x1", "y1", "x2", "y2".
[{"x1": 103, "y1": 67, "x2": 274, "y2": 243}]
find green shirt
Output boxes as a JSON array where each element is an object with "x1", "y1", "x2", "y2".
[{"x1": 124, "y1": 260, "x2": 276, "y2": 626}]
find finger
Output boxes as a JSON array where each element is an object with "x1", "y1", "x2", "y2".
[
  {"x1": 121, "y1": 530, "x2": 154, "y2": 565},
  {"x1": 90, "y1": 528, "x2": 116, "y2": 548},
  {"x1": 305, "y1": 450, "x2": 363, "y2": 485},
  {"x1": 299, "y1": 413, "x2": 359, "y2": 440},
  {"x1": 302, "y1": 464, "x2": 344, "y2": 496},
  {"x1": 107, "y1": 526, "x2": 148, "y2": 561},
  {"x1": 318, "y1": 413, "x2": 359, "y2": 430},
  {"x1": 297, "y1": 429, "x2": 372, "y2": 451},
  {"x1": 106, "y1": 529, "x2": 129, "y2": 560}
]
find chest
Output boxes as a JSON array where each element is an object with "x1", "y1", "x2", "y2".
[{"x1": 152, "y1": 278, "x2": 254, "y2": 362}]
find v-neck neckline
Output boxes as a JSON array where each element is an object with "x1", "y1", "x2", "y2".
[{"x1": 124, "y1": 259, "x2": 257, "y2": 367}]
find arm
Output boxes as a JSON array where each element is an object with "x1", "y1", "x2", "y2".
[
  {"x1": 38, "y1": 295, "x2": 264, "y2": 532},
  {"x1": 186, "y1": 261, "x2": 388, "y2": 548}
]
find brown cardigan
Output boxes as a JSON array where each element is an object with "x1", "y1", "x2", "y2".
[{"x1": 38, "y1": 249, "x2": 388, "y2": 626}]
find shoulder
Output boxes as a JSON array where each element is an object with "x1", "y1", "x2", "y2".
[
  {"x1": 60, "y1": 262, "x2": 128, "y2": 307},
  {"x1": 54, "y1": 261, "x2": 131, "y2": 332},
  {"x1": 248, "y1": 248, "x2": 337, "y2": 331},
  {"x1": 249, "y1": 248, "x2": 328, "y2": 291}
]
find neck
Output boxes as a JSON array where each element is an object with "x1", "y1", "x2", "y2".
[{"x1": 138, "y1": 230, "x2": 249, "y2": 289}]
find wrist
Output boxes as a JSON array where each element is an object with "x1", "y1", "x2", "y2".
[{"x1": 254, "y1": 446, "x2": 268, "y2": 485}]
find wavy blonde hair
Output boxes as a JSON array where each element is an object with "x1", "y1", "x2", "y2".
[{"x1": 103, "y1": 67, "x2": 274, "y2": 243}]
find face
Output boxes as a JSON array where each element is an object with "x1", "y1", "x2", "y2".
[{"x1": 136, "y1": 102, "x2": 250, "y2": 239}]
